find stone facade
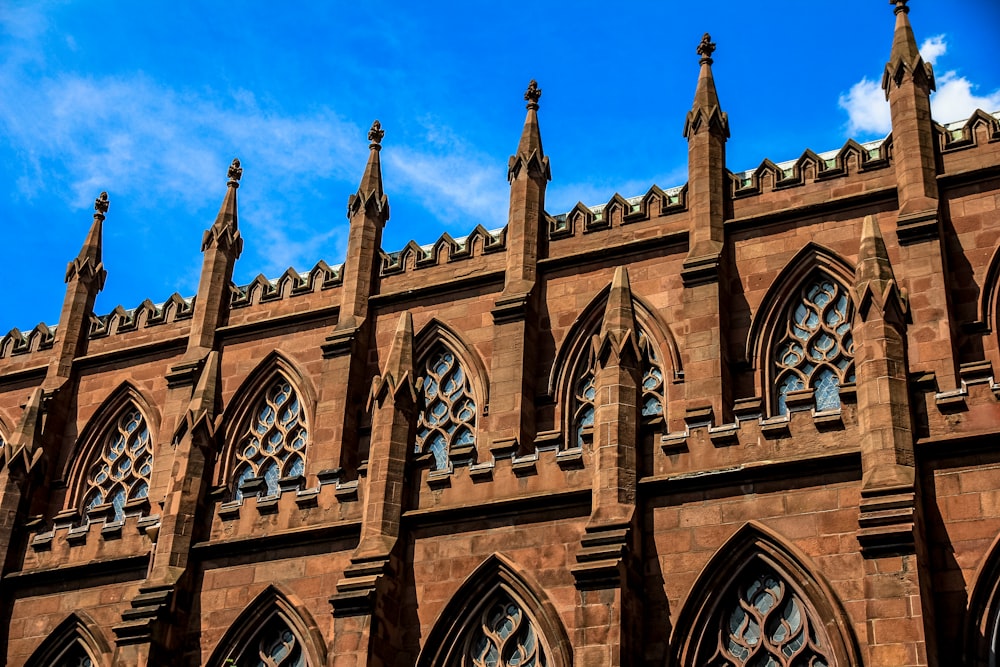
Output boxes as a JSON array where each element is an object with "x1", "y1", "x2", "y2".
[{"x1": 1, "y1": 3, "x2": 999, "y2": 665}]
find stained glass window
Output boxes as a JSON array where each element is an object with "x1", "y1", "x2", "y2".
[
  {"x1": 570, "y1": 331, "x2": 664, "y2": 447},
  {"x1": 416, "y1": 347, "x2": 476, "y2": 470},
  {"x1": 702, "y1": 566, "x2": 832, "y2": 667},
  {"x1": 465, "y1": 593, "x2": 545, "y2": 667},
  {"x1": 82, "y1": 405, "x2": 152, "y2": 522},
  {"x1": 773, "y1": 278, "x2": 854, "y2": 415},
  {"x1": 233, "y1": 378, "x2": 307, "y2": 499},
  {"x1": 56, "y1": 644, "x2": 94, "y2": 667},
  {"x1": 234, "y1": 615, "x2": 306, "y2": 667}
]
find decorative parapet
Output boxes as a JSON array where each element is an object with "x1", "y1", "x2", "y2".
[
  {"x1": 549, "y1": 184, "x2": 687, "y2": 239},
  {"x1": 0, "y1": 323, "x2": 55, "y2": 357},
  {"x1": 88, "y1": 293, "x2": 194, "y2": 339},
  {"x1": 937, "y1": 109, "x2": 1000, "y2": 152},
  {"x1": 731, "y1": 137, "x2": 891, "y2": 197},
  {"x1": 229, "y1": 259, "x2": 342, "y2": 309},
  {"x1": 380, "y1": 225, "x2": 506, "y2": 275}
]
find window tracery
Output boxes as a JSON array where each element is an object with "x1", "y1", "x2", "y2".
[
  {"x1": 773, "y1": 278, "x2": 854, "y2": 415},
  {"x1": 416, "y1": 346, "x2": 476, "y2": 470},
  {"x1": 570, "y1": 331, "x2": 665, "y2": 448},
  {"x1": 463, "y1": 592, "x2": 545, "y2": 667},
  {"x1": 231, "y1": 615, "x2": 306, "y2": 667},
  {"x1": 82, "y1": 405, "x2": 152, "y2": 522},
  {"x1": 233, "y1": 377, "x2": 307, "y2": 499},
  {"x1": 702, "y1": 566, "x2": 832, "y2": 667},
  {"x1": 56, "y1": 644, "x2": 94, "y2": 667}
]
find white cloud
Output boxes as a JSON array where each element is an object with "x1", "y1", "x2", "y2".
[
  {"x1": 839, "y1": 35, "x2": 1000, "y2": 137},
  {"x1": 0, "y1": 15, "x2": 511, "y2": 281},
  {"x1": 920, "y1": 35, "x2": 947, "y2": 65},
  {"x1": 931, "y1": 73, "x2": 1000, "y2": 125},
  {"x1": 838, "y1": 78, "x2": 891, "y2": 137}
]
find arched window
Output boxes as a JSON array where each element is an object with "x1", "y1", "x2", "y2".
[
  {"x1": 52, "y1": 644, "x2": 94, "y2": 667},
  {"x1": 207, "y1": 585, "x2": 325, "y2": 667},
  {"x1": 24, "y1": 612, "x2": 109, "y2": 667},
  {"x1": 773, "y1": 277, "x2": 854, "y2": 415},
  {"x1": 463, "y1": 591, "x2": 545, "y2": 667},
  {"x1": 228, "y1": 614, "x2": 306, "y2": 667},
  {"x1": 570, "y1": 331, "x2": 665, "y2": 447},
  {"x1": 82, "y1": 404, "x2": 152, "y2": 522},
  {"x1": 698, "y1": 563, "x2": 833, "y2": 666},
  {"x1": 233, "y1": 376, "x2": 307, "y2": 499},
  {"x1": 416, "y1": 344, "x2": 477, "y2": 470}
]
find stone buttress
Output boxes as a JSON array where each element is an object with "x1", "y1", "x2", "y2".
[
  {"x1": 681, "y1": 34, "x2": 732, "y2": 428},
  {"x1": 488, "y1": 81, "x2": 551, "y2": 461}
]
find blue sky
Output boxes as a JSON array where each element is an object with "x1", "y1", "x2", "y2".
[{"x1": 2, "y1": 1, "x2": 999, "y2": 331}]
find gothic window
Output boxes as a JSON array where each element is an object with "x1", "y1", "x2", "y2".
[
  {"x1": 233, "y1": 377, "x2": 307, "y2": 499},
  {"x1": 570, "y1": 331, "x2": 665, "y2": 448},
  {"x1": 462, "y1": 592, "x2": 545, "y2": 667},
  {"x1": 701, "y1": 566, "x2": 833, "y2": 667},
  {"x1": 229, "y1": 614, "x2": 307, "y2": 667},
  {"x1": 416, "y1": 345, "x2": 476, "y2": 470},
  {"x1": 773, "y1": 277, "x2": 854, "y2": 415},
  {"x1": 82, "y1": 405, "x2": 152, "y2": 522},
  {"x1": 55, "y1": 644, "x2": 94, "y2": 667}
]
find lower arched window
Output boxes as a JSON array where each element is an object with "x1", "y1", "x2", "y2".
[
  {"x1": 463, "y1": 592, "x2": 545, "y2": 667},
  {"x1": 230, "y1": 614, "x2": 306, "y2": 667},
  {"x1": 699, "y1": 564, "x2": 833, "y2": 666}
]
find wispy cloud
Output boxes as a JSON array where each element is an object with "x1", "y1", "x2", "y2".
[
  {"x1": 0, "y1": 3, "x2": 513, "y2": 284},
  {"x1": 838, "y1": 35, "x2": 1000, "y2": 137}
]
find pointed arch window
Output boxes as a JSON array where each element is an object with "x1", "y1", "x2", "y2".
[
  {"x1": 233, "y1": 376, "x2": 307, "y2": 499},
  {"x1": 699, "y1": 564, "x2": 833, "y2": 666},
  {"x1": 463, "y1": 591, "x2": 545, "y2": 667},
  {"x1": 54, "y1": 644, "x2": 94, "y2": 667},
  {"x1": 82, "y1": 405, "x2": 152, "y2": 522},
  {"x1": 570, "y1": 331, "x2": 665, "y2": 448},
  {"x1": 416, "y1": 345, "x2": 477, "y2": 470},
  {"x1": 229, "y1": 614, "x2": 307, "y2": 667},
  {"x1": 773, "y1": 277, "x2": 854, "y2": 415}
]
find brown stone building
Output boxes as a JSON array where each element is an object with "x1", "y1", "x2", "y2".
[{"x1": 1, "y1": 2, "x2": 999, "y2": 665}]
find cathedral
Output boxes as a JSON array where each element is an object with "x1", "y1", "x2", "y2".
[{"x1": 1, "y1": 1, "x2": 999, "y2": 665}]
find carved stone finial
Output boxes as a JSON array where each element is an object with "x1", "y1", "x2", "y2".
[
  {"x1": 94, "y1": 191, "x2": 109, "y2": 216},
  {"x1": 891, "y1": 0, "x2": 909, "y2": 15},
  {"x1": 697, "y1": 33, "x2": 716, "y2": 61},
  {"x1": 524, "y1": 80, "x2": 541, "y2": 108},
  {"x1": 368, "y1": 120, "x2": 385, "y2": 146},
  {"x1": 227, "y1": 158, "x2": 243, "y2": 184}
]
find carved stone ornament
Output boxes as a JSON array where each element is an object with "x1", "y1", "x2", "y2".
[
  {"x1": 228, "y1": 158, "x2": 243, "y2": 184},
  {"x1": 94, "y1": 191, "x2": 110, "y2": 215},
  {"x1": 524, "y1": 79, "x2": 541, "y2": 106},
  {"x1": 697, "y1": 33, "x2": 716, "y2": 60},
  {"x1": 892, "y1": 0, "x2": 910, "y2": 15},
  {"x1": 368, "y1": 120, "x2": 385, "y2": 146}
]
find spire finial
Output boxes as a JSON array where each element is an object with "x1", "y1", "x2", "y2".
[
  {"x1": 891, "y1": 0, "x2": 909, "y2": 15},
  {"x1": 227, "y1": 158, "x2": 242, "y2": 186},
  {"x1": 697, "y1": 33, "x2": 716, "y2": 64},
  {"x1": 94, "y1": 191, "x2": 109, "y2": 218},
  {"x1": 524, "y1": 80, "x2": 541, "y2": 110},
  {"x1": 368, "y1": 120, "x2": 385, "y2": 148}
]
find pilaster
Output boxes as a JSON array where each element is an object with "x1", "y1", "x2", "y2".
[
  {"x1": 489, "y1": 81, "x2": 550, "y2": 456},
  {"x1": 681, "y1": 34, "x2": 731, "y2": 425},
  {"x1": 852, "y1": 214, "x2": 936, "y2": 666},
  {"x1": 882, "y1": 0, "x2": 957, "y2": 392},
  {"x1": 316, "y1": 122, "x2": 389, "y2": 479},
  {"x1": 330, "y1": 312, "x2": 416, "y2": 666},
  {"x1": 571, "y1": 267, "x2": 642, "y2": 665}
]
